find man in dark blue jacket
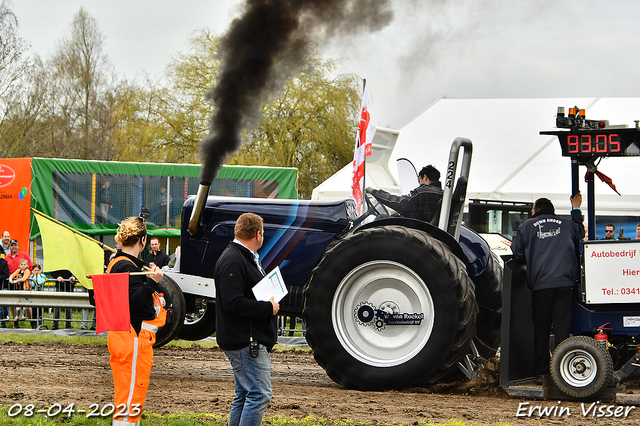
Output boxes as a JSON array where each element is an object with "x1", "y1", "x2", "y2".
[
  {"x1": 511, "y1": 192, "x2": 584, "y2": 381},
  {"x1": 214, "y1": 212, "x2": 279, "y2": 426}
]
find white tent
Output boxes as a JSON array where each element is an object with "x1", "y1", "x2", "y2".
[{"x1": 313, "y1": 98, "x2": 640, "y2": 217}]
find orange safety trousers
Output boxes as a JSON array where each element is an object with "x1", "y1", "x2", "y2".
[{"x1": 108, "y1": 294, "x2": 166, "y2": 426}]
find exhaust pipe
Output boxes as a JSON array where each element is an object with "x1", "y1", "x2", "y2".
[{"x1": 188, "y1": 181, "x2": 211, "y2": 235}]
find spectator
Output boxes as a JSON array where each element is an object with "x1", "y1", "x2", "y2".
[
  {"x1": 1, "y1": 231, "x2": 10, "y2": 257},
  {"x1": 5, "y1": 239, "x2": 33, "y2": 274},
  {"x1": 81, "y1": 306, "x2": 95, "y2": 331},
  {"x1": 49, "y1": 270, "x2": 75, "y2": 330},
  {"x1": 109, "y1": 242, "x2": 122, "y2": 262},
  {"x1": 0, "y1": 256, "x2": 9, "y2": 328},
  {"x1": 28, "y1": 264, "x2": 46, "y2": 329},
  {"x1": 365, "y1": 165, "x2": 443, "y2": 223},
  {"x1": 167, "y1": 246, "x2": 181, "y2": 270},
  {"x1": 158, "y1": 186, "x2": 173, "y2": 226},
  {"x1": 9, "y1": 259, "x2": 31, "y2": 328},
  {"x1": 145, "y1": 237, "x2": 170, "y2": 269},
  {"x1": 511, "y1": 193, "x2": 584, "y2": 384},
  {"x1": 601, "y1": 223, "x2": 616, "y2": 240},
  {"x1": 100, "y1": 180, "x2": 112, "y2": 225},
  {"x1": 80, "y1": 277, "x2": 96, "y2": 330}
]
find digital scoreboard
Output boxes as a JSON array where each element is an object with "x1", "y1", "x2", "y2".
[
  {"x1": 540, "y1": 107, "x2": 640, "y2": 158},
  {"x1": 541, "y1": 128, "x2": 640, "y2": 157}
]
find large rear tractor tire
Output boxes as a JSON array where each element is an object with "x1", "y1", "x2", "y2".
[
  {"x1": 178, "y1": 298, "x2": 216, "y2": 341},
  {"x1": 154, "y1": 275, "x2": 186, "y2": 348},
  {"x1": 303, "y1": 225, "x2": 478, "y2": 390},
  {"x1": 550, "y1": 336, "x2": 613, "y2": 399},
  {"x1": 473, "y1": 251, "x2": 503, "y2": 358}
]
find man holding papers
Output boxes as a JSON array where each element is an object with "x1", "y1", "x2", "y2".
[{"x1": 214, "y1": 213, "x2": 279, "y2": 426}]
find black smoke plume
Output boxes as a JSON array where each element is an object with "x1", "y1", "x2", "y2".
[{"x1": 199, "y1": 0, "x2": 393, "y2": 183}]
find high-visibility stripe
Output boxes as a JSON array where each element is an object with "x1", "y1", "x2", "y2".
[
  {"x1": 141, "y1": 322, "x2": 159, "y2": 333},
  {"x1": 124, "y1": 336, "x2": 139, "y2": 423}
]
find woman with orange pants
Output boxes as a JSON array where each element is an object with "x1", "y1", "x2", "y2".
[{"x1": 107, "y1": 216, "x2": 166, "y2": 426}]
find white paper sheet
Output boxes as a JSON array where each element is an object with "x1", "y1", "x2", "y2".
[{"x1": 252, "y1": 266, "x2": 288, "y2": 303}]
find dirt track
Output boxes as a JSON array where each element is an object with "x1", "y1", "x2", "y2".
[{"x1": 0, "y1": 341, "x2": 638, "y2": 425}]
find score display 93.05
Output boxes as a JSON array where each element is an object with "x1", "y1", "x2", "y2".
[
  {"x1": 540, "y1": 106, "x2": 640, "y2": 158},
  {"x1": 541, "y1": 128, "x2": 640, "y2": 158},
  {"x1": 562, "y1": 131, "x2": 620, "y2": 156}
]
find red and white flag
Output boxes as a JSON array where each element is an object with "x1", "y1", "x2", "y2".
[
  {"x1": 351, "y1": 84, "x2": 372, "y2": 214},
  {"x1": 91, "y1": 272, "x2": 131, "y2": 334}
]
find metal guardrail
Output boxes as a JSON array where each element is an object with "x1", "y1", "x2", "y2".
[{"x1": 0, "y1": 291, "x2": 92, "y2": 309}]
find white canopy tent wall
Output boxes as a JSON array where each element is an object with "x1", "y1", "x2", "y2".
[{"x1": 313, "y1": 98, "x2": 640, "y2": 223}]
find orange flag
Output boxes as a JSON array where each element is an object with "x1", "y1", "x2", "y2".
[{"x1": 91, "y1": 273, "x2": 130, "y2": 333}]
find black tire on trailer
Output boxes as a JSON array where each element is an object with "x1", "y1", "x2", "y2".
[
  {"x1": 303, "y1": 225, "x2": 478, "y2": 391},
  {"x1": 550, "y1": 336, "x2": 613, "y2": 399},
  {"x1": 473, "y1": 251, "x2": 503, "y2": 358},
  {"x1": 154, "y1": 275, "x2": 186, "y2": 348},
  {"x1": 177, "y1": 298, "x2": 216, "y2": 341}
]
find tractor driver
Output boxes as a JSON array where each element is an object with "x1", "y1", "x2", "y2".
[{"x1": 365, "y1": 165, "x2": 443, "y2": 223}]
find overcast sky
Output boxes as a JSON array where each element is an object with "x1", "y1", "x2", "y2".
[{"x1": 11, "y1": 0, "x2": 640, "y2": 129}]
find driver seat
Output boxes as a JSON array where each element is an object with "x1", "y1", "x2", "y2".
[
  {"x1": 447, "y1": 176, "x2": 468, "y2": 234},
  {"x1": 430, "y1": 176, "x2": 468, "y2": 231}
]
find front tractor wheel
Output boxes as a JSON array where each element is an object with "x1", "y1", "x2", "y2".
[
  {"x1": 178, "y1": 298, "x2": 216, "y2": 341},
  {"x1": 154, "y1": 275, "x2": 186, "y2": 348},
  {"x1": 303, "y1": 225, "x2": 477, "y2": 390},
  {"x1": 550, "y1": 336, "x2": 613, "y2": 399}
]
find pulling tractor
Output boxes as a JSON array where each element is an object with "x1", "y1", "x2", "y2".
[
  {"x1": 501, "y1": 107, "x2": 640, "y2": 402},
  {"x1": 153, "y1": 137, "x2": 503, "y2": 391}
]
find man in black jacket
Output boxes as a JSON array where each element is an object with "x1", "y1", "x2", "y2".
[
  {"x1": 511, "y1": 192, "x2": 584, "y2": 382},
  {"x1": 365, "y1": 164, "x2": 443, "y2": 223},
  {"x1": 214, "y1": 212, "x2": 279, "y2": 426},
  {"x1": 145, "y1": 237, "x2": 170, "y2": 268}
]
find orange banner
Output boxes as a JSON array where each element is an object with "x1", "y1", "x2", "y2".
[{"x1": 0, "y1": 158, "x2": 32, "y2": 252}]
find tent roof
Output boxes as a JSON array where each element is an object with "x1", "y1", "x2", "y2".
[{"x1": 313, "y1": 98, "x2": 640, "y2": 216}]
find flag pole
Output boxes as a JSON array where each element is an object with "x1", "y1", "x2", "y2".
[
  {"x1": 31, "y1": 208, "x2": 117, "y2": 253},
  {"x1": 361, "y1": 78, "x2": 367, "y2": 208}
]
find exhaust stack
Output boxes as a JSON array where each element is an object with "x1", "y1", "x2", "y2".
[{"x1": 188, "y1": 181, "x2": 211, "y2": 236}]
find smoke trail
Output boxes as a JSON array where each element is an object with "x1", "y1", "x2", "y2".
[{"x1": 199, "y1": 0, "x2": 393, "y2": 183}]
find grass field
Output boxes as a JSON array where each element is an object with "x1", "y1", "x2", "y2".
[{"x1": 0, "y1": 331, "x2": 508, "y2": 426}]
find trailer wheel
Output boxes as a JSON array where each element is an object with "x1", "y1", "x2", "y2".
[
  {"x1": 473, "y1": 251, "x2": 503, "y2": 358},
  {"x1": 303, "y1": 225, "x2": 477, "y2": 390},
  {"x1": 178, "y1": 298, "x2": 216, "y2": 341},
  {"x1": 154, "y1": 275, "x2": 186, "y2": 348},
  {"x1": 550, "y1": 336, "x2": 613, "y2": 399}
]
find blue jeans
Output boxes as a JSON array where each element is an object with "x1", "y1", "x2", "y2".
[
  {"x1": 0, "y1": 306, "x2": 8, "y2": 328},
  {"x1": 223, "y1": 345, "x2": 272, "y2": 426}
]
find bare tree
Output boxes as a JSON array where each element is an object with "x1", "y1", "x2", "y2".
[
  {"x1": 48, "y1": 7, "x2": 113, "y2": 159},
  {"x1": 0, "y1": 0, "x2": 33, "y2": 155}
]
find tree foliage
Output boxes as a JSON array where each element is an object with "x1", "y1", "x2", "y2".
[{"x1": 231, "y1": 59, "x2": 361, "y2": 198}]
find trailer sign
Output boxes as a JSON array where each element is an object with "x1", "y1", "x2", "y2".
[{"x1": 584, "y1": 241, "x2": 640, "y2": 304}]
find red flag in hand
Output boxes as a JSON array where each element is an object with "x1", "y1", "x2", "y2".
[{"x1": 91, "y1": 272, "x2": 130, "y2": 333}]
